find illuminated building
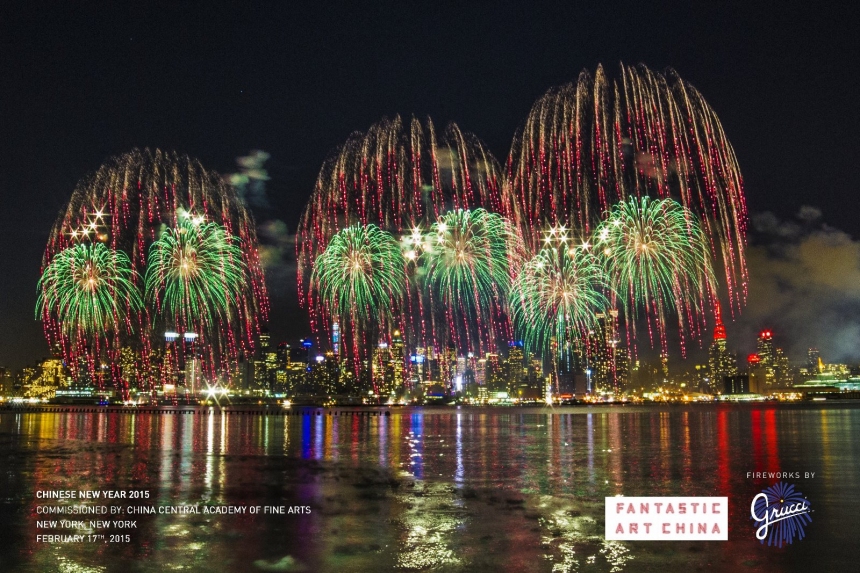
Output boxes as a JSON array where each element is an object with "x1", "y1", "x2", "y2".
[
  {"x1": 371, "y1": 330, "x2": 407, "y2": 396},
  {"x1": 286, "y1": 344, "x2": 310, "y2": 393},
  {"x1": 660, "y1": 351, "x2": 669, "y2": 381},
  {"x1": 527, "y1": 357, "x2": 544, "y2": 391},
  {"x1": 18, "y1": 358, "x2": 69, "y2": 398},
  {"x1": 774, "y1": 348, "x2": 791, "y2": 386},
  {"x1": 443, "y1": 345, "x2": 457, "y2": 388},
  {"x1": 757, "y1": 330, "x2": 775, "y2": 368},
  {"x1": 182, "y1": 333, "x2": 201, "y2": 395},
  {"x1": 746, "y1": 353, "x2": 765, "y2": 393},
  {"x1": 453, "y1": 356, "x2": 468, "y2": 391},
  {"x1": 724, "y1": 374, "x2": 750, "y2": 395},
  {"x1": 231, "y1": 352, "x2": 254, "y2": 392},
  {"x1": 587, "y1": 309, "x2": 628, "y2": 393},
  {"x1": 272, "y1": 343, "x2": 290, "y2": 392},
  {"x1": 15, "y1": 367, "x2": 37, "y2": 396},
  {"x1": 314, "y1": 351, "x2": 341, "y2": 394},
  {"x1": 372, "y1": 340, "x2": 389, "y2": 392},
  {"x1": 474, "y1": 357, "x2": 487, "y2": 387},
  {"x1": 161, "y1": 343, "x2": 179, "y2": 390},
  {"x1": 708, "y1": 315, "x2": 738, "y2": 391},
  {"x1": 390, "y1": 330, "x2": 405, "y2": 391},
  {"x1": 332, "y1": 322, "x2": 340, "y2": 357},
  {"x1": 503, "y1": 342, "x2": 526, "y2": 393},
  {"x1": 751, "y1": 329, "x2": 792, "y2": 388},
  {"x1": 409, "y1": 346, "x2": 440, "y2": 384},
  {"x1": 264, "y1": 345, "x2": 278, "y2": 388},
  {"x1": 254, "y1": 327, "x2": 273, "y2": 392},
  {"x1": 0, "y1": 366, "x2": 12, "y2": 395},
  {"x1": 410, "y1": 351, "x2": 426, "y2": 385},
  {"x1": 807, "y1": 348, "x2": 821, "y2": 373},
  {"x1": 119, "y1": 347, "x2": 142, "y2": 390},
  {"x1": 485, "y1": 353, "x2": 503, "y2": 392}
]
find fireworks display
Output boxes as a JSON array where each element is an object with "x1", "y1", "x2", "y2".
[
  {"x1": 145, "y1": 214, "x2": 247, "y2": 336},
  {"x1": 40, "y1": 149, "x2": 268, "y2": 386},
  {"x1": 421, "y1": 208, "x2": 522, "y2": 353},
  {"x1": 37, "y1": 242, "x2": 142, "y2": 337},
  {"x1": 510, "y1": 243, "x2": 609, "y2": 360},
  {"x1": 298, "y1": 116, "x2": 505, "y2": 359},
  {"x1": 36, "y1": 64, "x2": 748, "y2": 395},
  {"x1": 297, "y1": 64, "x2": 748, "y2": 373},
  {"x1": 311, "y1": 224, "x2": 407, "y2": 357},
  {"x1": 594, "y1": 197, "x2": 716, "y2": 352},
  {"x1": 504, "y1": 63, "x2": 747, "y2": 312}
]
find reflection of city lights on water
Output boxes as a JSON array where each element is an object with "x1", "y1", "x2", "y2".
[{"x1": 395, "y1": 483, "x2": 464, "y2": 570}]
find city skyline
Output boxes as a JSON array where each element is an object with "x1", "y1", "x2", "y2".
[{"x1": 5, "y1": 313, "x2": 852, "y2": 405}]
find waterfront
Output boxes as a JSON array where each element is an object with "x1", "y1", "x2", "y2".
[{"x1": 1, "y1": 403, "x2": 858, "y2": 572}]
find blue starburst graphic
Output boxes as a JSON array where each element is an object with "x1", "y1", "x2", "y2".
[{"x1": 751, "y1": 482, "x2": 812, "y2": 547}]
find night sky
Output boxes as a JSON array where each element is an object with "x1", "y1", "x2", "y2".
[{"x1": 1, "y1": 1, "x2": 858, "y2": 370}]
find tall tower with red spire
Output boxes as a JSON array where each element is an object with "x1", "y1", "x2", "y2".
[
  {"x1": 713, "y1": 316, "x2": 727, "y2": 342},
  {"x1": 708, "y1": 310, "x2": 737, "y2": 391}
]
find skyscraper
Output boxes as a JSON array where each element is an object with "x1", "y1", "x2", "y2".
[
  {"x1": 443, "y1": 345, "x2": 457, "y2": 389},
  {"x1": 254, "y1": 327, "x2": 274, "y2": 393},
  {"x1": 259, "y1": 328, "x2": 271, "y2": 354},
  {"x1": 372, "y1": 329, "x2": 407, "y2": 397},
  {"x1": 332, "y1": 322, "x2": 340, "y2": 357},
  {"x1": 485, "y1": 353, "x2": 503, "y2": 392},
  {"x1": 708, "y1": 315, "x2": 738, "y2": 391},
  {"x1": 372, "y1": 340, "x2": 389, "y2": 393},
  {"x1": 503, "y1": 342, "x2": 526, "y2": 393},
  {"x1": 587, "y1": 310, "x2": 628, "y2": 393},
  {"x1": 754, "y1": 329, "x2": 791, "y2": 387},
  {"x1": 274, "y1": 342, "x2": 290, "y2": 393},
  {"x1": 807, "y1": 348, "x2": 821, "y2": 374},
  {"x1": 757, "y1": 330, "x2": 775, "y2": 368},
  {"x1": 390, "y1": 329, "x2": 405, "y2": 391}
]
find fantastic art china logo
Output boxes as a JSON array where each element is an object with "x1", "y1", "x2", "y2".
[{"x1": 750, "y1": 482, "x2": 812, "y2": 547}]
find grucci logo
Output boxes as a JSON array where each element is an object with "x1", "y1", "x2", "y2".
[
  {"x1": 751, "y1": 482, "x2": 812, "y2": 547},
  {"x1": 605, "y1": 497, "x2": 728, "y2": 540}
]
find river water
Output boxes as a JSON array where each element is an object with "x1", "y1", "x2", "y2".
[{"x1": 1, "y1": 403, "x2": 857, "y2": 572}]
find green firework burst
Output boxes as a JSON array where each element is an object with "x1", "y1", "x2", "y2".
[
  {"x1": 311, "y1": 224, "x2": 406, "y2": 326},
  {"x1": 422, "y1": 209, "x2": 519, "y2": 326},
  {"x1": 37, "y1": 242, "x2": 142, "y2": 335},
  {"x1": 510, "y1": 246, "x2": 609, "y2": 358},
  {"x1": 145, "y1": 215, "x2": 246, "y2": 328},
  {"x1": 594, "y1": 196, "x2": 716, "y2": 333}
]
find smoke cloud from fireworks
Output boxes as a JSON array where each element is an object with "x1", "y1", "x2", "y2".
[
  {"x1": 228, "y1": 150, "x2": 296, "y2": 297},
  {"x1": 735, "y1": 207, "x2": 860, "y2": 362}
]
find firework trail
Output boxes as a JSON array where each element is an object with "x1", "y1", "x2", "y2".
[
  {"x1": 41, "y1": 149, "x2": 269, "y2": 386},
  {"x1": 421, "y1": 208, "x2": 524, "y2": 354},
  {"x1": 36, "y1": 242, "x2": 143, "y2": 391},
  {"x1": 510, "y1": 243, "x2": 609, "y2": 361},
  {"x1": 37, "y1": 242, "x2": 142, "y2": 336},
  {"x1": 145, "y1": 214, "x2": 247, "y2": 338},
  {"x1": 593, "y1": 196, "x2": 716, "y2": 354},
  {"x1": 311, "y1": 224, "x2": 407, "y2": 359},
  {"x1": 505, "y1": 63, "x2": 747, "y2": 315}
]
